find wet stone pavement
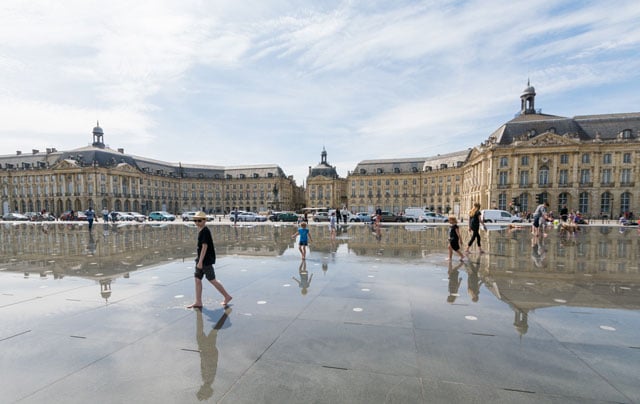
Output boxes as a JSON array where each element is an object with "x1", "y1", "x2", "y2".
[{"x1": 1, "y1": 221, "x2": 639, "y2": 403}]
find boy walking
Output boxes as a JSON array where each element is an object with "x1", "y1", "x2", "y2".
[{"x1": 187, "y1": 212, "x2": 232, "y2": 309}]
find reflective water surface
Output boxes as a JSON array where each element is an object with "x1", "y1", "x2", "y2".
[
  {"x1": 2, "y1": 221, "x2": 639, "y2": 312},
  {"x1": 2, "y1": 221, "x2": 639, "y2": 402}
]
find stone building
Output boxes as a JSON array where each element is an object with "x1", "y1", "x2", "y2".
[
  {"x1": 464, "y1": 82, "x2": 640, "y2": 218},
  {"x1": 347, "y1": 151, "x2": 468, "y2": 215},
  {"x1": 305, "y1": 147, "x2": 347, "y2": 210},
  {"x1": 345, "y1": 83, "x2": 640, "y2": 219},
  {"x1": 0, "y1": 123, "x2": 299, "y2": 216}
]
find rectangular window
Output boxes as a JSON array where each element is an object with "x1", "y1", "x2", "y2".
[
  {"x1": 499, "y1": 157, "x2": 508, "y2": 167},
  {"x1": 558, "y1": 169, "x2": 568, "y2": 185},
  {"x1": 601, "y1": 169, "x2": 612, "y2": 185},
  {"x1": 560, "y1": 154, "x2": 569, "y2": 164},
  {"x1": 498, "y1": 171, "x2": 508, "y2": 185},
  {"x1": 520, "y1": 156, "x2": 529, "y2": 166},
  {"x1": 621, "y1": 168, "x2": 632, "y2": 184},
  {"x1": 603, "y1": 154, "x2": 612, "y2": 164},
  {"x1": 581, "y1": 153, "x2": 590, "y2": 164},
  {"x1": 623, "y1": 153, "x2": 632, "y2": 163},
  {"x1": 580, "y1": 169, "x2": 591, "y2": 184},
  {"x1": 519, "y1": 171, "x2": 529, "y2": 186}
]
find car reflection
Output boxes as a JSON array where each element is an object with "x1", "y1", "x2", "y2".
[{"x1": 1, "y1": 222, "x2": 638, "y2": 320}]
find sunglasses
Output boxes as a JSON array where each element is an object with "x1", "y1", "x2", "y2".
[{"x1": 194, "y1": 219, "x2": 204, "y2": 223}]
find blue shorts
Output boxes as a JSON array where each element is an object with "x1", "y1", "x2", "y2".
[{"x1": 195, "y1": 264, "x2": 216, "y2": 281}]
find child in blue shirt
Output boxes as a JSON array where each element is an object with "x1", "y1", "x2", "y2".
[{"x1": 292, "y1": 221, "x2": 312, "y2": 259}]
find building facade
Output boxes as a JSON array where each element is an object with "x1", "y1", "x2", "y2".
[
  {"x1": 0, "y1": 123, "x2": 300, "y2": 216},
  {"x1": 463, "y1": 83, "x2": 640, "y2": 218},
  {"x1": 305, "y1": 148, "x2": 347, "y2": 210},
  {"x1": 345, "y1": 84, "x2": 640, "y2": 219}
]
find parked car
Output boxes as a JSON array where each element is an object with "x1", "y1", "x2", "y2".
[
  {"x1": 404, "y1": 207, "x2": 428, "y2": 222},
  {"x1": 148, "y1": 211, "x2": 176, "y2": 221},
  {"x1": 128, "y1": 212, "x2": 147, "y2": 222},
  {"x1": 114, "y1": 211, "x2": 135, "y2": 221},
  {"x1": 2, "y1": 212, "x2": 29, "y2": 221},
  {"x1": 481, "y1": 209, "x2": 522, "y2": 223},
  {"x1": 181, "y1": 211, "x2": 198, "y2": 221},
  {"x1": 238, "y1": 212, "x2": 261, "y2": 222},
  {"x1": 354, "y1": 212, "x2": 372, "y2": 223},
  {"x1": 313, "y1": 212, "x2": 331, "y2": 222},
  {"x1": 375, "y1": 211, "x2": 407, "y2": 222},
  {"x1": 229, "y1": 210, "x2": 246, "y2": 222},
  {"x1": 419, "y1": 212, "x2": 448, "y2": 223},
  {"x1": 271, "y1": 211, "x2": 299, "y2": 222},
  {"x1": 59, "y1": 211, "x2": 87, "y2": 221}
]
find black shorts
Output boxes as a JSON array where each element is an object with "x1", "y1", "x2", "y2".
[
  {"x1": 195, "y1": 264, "x2": 216, "y2": 281},
  {"x1": 299, "y1": 241, "x2": 308, "y2": 246}
]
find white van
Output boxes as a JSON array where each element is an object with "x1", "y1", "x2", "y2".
[
  {"x1": 404, "y1": 207, "x2": 426, "y2": 222},
  {"x1": 481, "y1": 209, "x2": 522, "y2": 223}
]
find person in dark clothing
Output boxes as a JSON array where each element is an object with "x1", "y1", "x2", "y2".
[
  {"x1": 465, "y1": 202, "x2": 486, "y2": 254},
  {"x1": 187, "y1": 212, "x2": 232, "y2": 309}
]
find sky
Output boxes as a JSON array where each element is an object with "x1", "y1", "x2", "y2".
[{"x1": 1, "y1": 0, "x2": 640, "y2": 185}]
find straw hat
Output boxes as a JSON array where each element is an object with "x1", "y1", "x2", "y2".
[{"x1": 193, "y1": 211, "x2": 207, "y2": 220}]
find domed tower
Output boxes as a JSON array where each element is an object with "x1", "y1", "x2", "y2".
[
  {"x1": 92, "y1": 121, "x2": 105, "y2": 148},
  {"x1": 520, "y1": 79, "x2": 536, "y2": 115}
]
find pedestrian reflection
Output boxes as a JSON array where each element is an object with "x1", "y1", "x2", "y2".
[
  {"x1": 102, "y1": 222, "x2": 110, "y2": 238},
  {"x1": 447, "y1": 261, "x2": 464, "y2": 303},
  {"x1": 195, "y1": 307, "x2": 231, "y2": 401},
  {"x1": 292, "y1": 260, "x2": 313, "y2": 295},
  {"x1": 465, "y1": 256, "x2": 483, "y2": 302},
  {"x1": 87, "y1": 233, "x2": 96, "y2": 255},
  {"x1": 531, "y1": 236, "x2": 546, "y2": 268}
]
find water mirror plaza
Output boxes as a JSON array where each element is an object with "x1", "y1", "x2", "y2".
[{"x1": 1, "y1": 221, "x2": 639, "y2": 403}]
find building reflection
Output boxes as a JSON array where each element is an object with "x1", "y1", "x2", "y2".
[{"x1": 1, "y1": 223, "x2": 638, "y2": 320}]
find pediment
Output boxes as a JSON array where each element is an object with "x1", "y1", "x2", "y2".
[
  {"x1": 51, "y1": 159, "x2": 79, "y2": 169},
  {"x1": 114, "y1": 162, "x2": 137, "y2": 172},
  {"x1": 518, "y1": 132, "x2": 580, "y2": 147}
]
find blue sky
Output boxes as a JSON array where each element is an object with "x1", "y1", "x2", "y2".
[{"x1": 1, "y1": 0, "x2": 640, "y2": 184}]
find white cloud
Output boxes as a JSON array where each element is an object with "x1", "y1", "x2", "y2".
[{"x1": 1, "y1": 0, "x2": 640, "y2": 184}]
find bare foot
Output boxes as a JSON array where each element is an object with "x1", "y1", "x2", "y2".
[
  {"x1": 187, "y1": 303, "x2": 203, "y2": 309},
  {"x1": 221, "y1": 296, "x2": 233, "y2": 306}
]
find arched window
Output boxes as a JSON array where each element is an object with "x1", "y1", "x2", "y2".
[
  {"x1": 600, "y1": 192, "x2": 612, "y2": 217},
  {"x1": 578, "y1": 192, "x2": 589, "y2": 216},
  {"x1": 620, "y1": 192, "x2": 631, "y2": 214},
  {"x1": 558, "y1": 193, "x2": 569, "y2": 212}
]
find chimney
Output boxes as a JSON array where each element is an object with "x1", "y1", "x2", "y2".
[
  {"x1": 117, "y1": 148, "x2": 124, "y2": 154},
  {"x1": 32, "y1": 149, "x2": 39, "y2": 154},
  {"x1": 16, "y1": 150, "x2": 22, "y2": 155},
  {"x1": 46, "y1": 148, "x2": 52, "y2": 154}
]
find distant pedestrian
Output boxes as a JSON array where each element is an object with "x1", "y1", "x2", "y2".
[
  {"x1": 187, "y1": 212, "x2": 232, "y2": 309},
  {"x1": 447, "y1": 216, "x2": 465, "y2": 262},
  {"x1": 335, "y1": 207, "x2": 341, "y2": 224},
  {"x1": 329, "y1": 211, "x2": 337, "y2": 240},
  {"x1": 292, "y1": 221, "x2": 312, "y2": 259},
  {"x1": 465, "y1": 202, "x2": 486, "y2": 254},
  {"x1": 342, "y1": 207, "x2": 348, "y2": 223},
  {"x1": 532, "y1": 202, "x2": 549, "y2": 237},
  {"x1": 85, "y1": 207, "x2": 95, "y2": 231},
  {"x1": 101, "y1": 207, "x2": 109, "y2": 222}
]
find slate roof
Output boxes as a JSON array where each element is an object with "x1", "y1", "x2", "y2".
[
  {"x1": 352, "y1": 149, "x2": 470, "y2": 175},
  {"x1": 489, "y1": 112, "x2": 640, "y2": 145}
]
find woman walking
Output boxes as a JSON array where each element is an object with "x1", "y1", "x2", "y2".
[{"x1": 465, "y1": 203, "x2": 486, "y2": 254}]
